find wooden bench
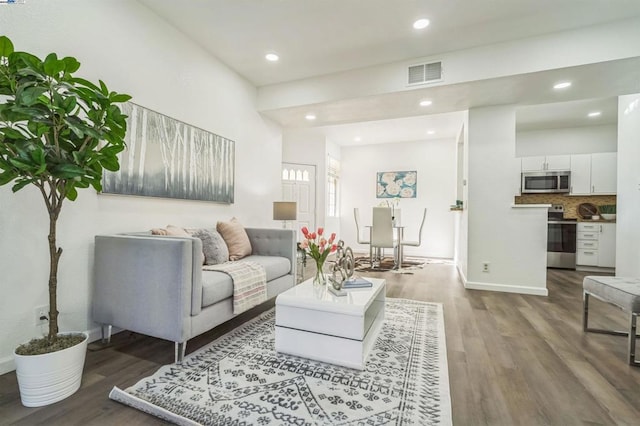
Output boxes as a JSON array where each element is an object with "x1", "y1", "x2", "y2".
[{"x1": 583, "y1": 276, "x2": 640, "y2": 366}]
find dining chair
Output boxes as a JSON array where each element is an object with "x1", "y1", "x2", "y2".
[
  {"x1": 370, "y1": 207, "x2": 398, "y2": 269},
  {"x1": 353, "y1": 208, "x2": 370, "y2": 245},
  {"x1": 401, "y1": 208, "x2": 427, "y2": 247}
]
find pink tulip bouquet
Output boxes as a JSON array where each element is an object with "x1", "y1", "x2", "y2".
[{"x1": 300, "y1": 226, "x2": 337, "y2": 285}]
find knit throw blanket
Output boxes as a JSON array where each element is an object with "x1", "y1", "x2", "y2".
[{"x1": 202, "y1": 261, "x2": 267, "y2": 314}]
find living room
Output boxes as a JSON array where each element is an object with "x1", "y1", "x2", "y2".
[{"x1": 2, "y1": 1, "x2": 640, "y2": 424}]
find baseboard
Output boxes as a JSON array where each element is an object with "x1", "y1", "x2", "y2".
[
  {"x1": 575, "y1": 266, "x2": 615, "y2": 273},
  {"x1": 464, "y1": 280, "x2": 548, "y2": 296},
  {"x1": 0, "y1": 326, "x2": 109, "y2": 376},
  {"x1": 456, "y1": 264, "x2": 467, "y2": 285},
  {"x1": 0, "y1": 355, "x2": 15, "y2": 376}
]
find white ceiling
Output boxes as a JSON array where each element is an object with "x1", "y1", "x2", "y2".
[{"x1": 141, "y1": 0, "x2": 640, "y2": 145}]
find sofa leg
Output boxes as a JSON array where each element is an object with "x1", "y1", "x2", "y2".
[
  {"x1": 175, "y1": 341, "x2": 187, "y2": 364},
  {"x1": 101, "y1": 324, "x2": 112, "y2": 344}
]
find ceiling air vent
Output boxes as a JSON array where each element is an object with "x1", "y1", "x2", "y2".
[{"x1": 407, "y1": 61, "x2": 442, "y2": 85}]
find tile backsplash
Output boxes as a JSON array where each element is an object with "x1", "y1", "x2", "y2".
[{"x1": 514, "y1": 194, "x2": 616, "y2": 219}]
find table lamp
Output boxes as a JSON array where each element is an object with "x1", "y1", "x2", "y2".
[{"x1": 273, "y1": 201, "x2": 297, "y2": 228}]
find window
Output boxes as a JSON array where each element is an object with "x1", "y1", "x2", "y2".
[{"x1": 327, "y1": 156, "x2": 340, "y2": 217}]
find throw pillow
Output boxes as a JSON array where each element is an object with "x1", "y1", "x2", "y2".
[
  {"x1": 165, "y1": 225, "x2": 190, "y2": 236},
  {"x1": 188, "y1": 228, "x2": 229, "y2": 265},
  {"x1": 216, "y1": 217, "x2": 252, "y2": 261},
  {"x1": 152, "y1": 225, "x2": 205, "y2": 265}
]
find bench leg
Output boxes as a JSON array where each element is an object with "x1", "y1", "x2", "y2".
[
  {"x1": 583, "y1": 291, "x2": 640, "y2": 366},
  {"x1": 629, "y1": 313, "x2": 640, "y2": 366},
  {"x1": 583, "y1": 291, "x2": 628, "y2": 336}
]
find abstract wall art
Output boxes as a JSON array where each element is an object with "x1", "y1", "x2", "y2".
[
  {"x1": 103, "y1": 103, "x2": 235, "y2": 203},
  {"x1": 376, "y1": 170, "x2": 417, "y2": 198}
]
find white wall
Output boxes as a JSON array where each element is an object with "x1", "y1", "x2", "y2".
[
  {"x1": 615, "y1": 93, "x2": 640, "y2": 276},
  {"x1": 466, "y1": 106, "x2": 548, "y2": 295},
  {"x1": 0, "y1": 0, "x2": 282, "y2": 374},
  {"x1": 340, "y1": 139, "x2": 456, "y2": 258},
  {"x1": 516, "y1": 125, "x2": 617, "y2": 157}
]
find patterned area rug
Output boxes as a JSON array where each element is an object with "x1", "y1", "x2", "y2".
[
  {"x1": 110, "y1": 299, "x2": 451, "y2": 425},
  {"x1": 354, "y1": 256, "x2": 426, "y2": 273}
]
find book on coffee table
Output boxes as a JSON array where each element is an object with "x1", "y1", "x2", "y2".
[{"x1": 342, "y1": 277, "x2": 373, "y2": 288}]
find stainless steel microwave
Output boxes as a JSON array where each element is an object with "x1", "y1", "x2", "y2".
[{"x1": 521, "y1": 171, "x2": 571, "y2": 194}]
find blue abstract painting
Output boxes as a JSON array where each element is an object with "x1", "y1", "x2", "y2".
[{"x1": 376, "y1": 170, "x2": 417, "y2": 198}]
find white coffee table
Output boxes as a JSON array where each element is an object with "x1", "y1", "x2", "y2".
[{"x1": 274, "y1": 277, "x2": 385, "y2": 370}]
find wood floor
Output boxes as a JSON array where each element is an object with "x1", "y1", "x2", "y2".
[{"x1": 2, "y1": 261, "x2": 640, "y2": 425}]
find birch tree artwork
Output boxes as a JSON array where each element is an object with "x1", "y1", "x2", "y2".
[{"x1": 102, "y1": 103, "x2": 235, "y2": 203}]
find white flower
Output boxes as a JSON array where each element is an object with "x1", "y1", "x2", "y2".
[
  {"x1": 381, "y1": 172, "x2": 396, "y2": 185},
  {"x1": 386, "y1": 182, "x2": 401, "y2": 196},
  {"x1": 403, "y1": 172, "x2": 417, "y2": 186},
  {"x1": 377, "y1": 183, "x2": 385, "y2": 196},
  {"x1": 400, "y1": 187, "x2": 414, "y2": 198}
]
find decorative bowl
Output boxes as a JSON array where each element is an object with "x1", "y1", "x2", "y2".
[{"x1": 601, "y1": 213, "x2": 616, "y2": 220}]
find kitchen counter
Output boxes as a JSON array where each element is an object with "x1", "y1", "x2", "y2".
[{"x1": 511, "y1": 204, "x2": 552, "y2": 209}]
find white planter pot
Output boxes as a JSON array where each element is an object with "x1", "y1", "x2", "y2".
[{"x1": 14, "y1": 332, "x2": 88, "y2": 407}]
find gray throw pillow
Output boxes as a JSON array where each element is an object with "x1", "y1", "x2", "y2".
[{"x1": 188, "y1": 228, "x2": 229, "y2": 265}]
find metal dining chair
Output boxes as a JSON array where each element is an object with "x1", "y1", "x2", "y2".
[
  {"x1": 370, "y1": 207, "x2": 399, "y2": 269},
  {"x1": 353, "y1": 208, "x2": 370, "y2": 245},
  {"x1": 401, "y1": 208, "x2": 427, "y2": 248}
]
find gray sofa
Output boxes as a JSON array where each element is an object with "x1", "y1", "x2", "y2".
[{"x1": 92, "y1": 228, "x2": 296, "y2": 363}]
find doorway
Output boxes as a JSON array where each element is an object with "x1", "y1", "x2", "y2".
[{"x1": 282, "y1": 162, "x2": 316, "y2": 240}]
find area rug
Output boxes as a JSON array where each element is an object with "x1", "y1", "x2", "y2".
[
  {"x1": 354, "y1": 256, "x2": 426, "y2": 273},
  {"x1": 109, "y1": 298, "x2": 451, "y2": 426}
]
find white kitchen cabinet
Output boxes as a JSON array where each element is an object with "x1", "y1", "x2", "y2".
[
  {"x1": 591, "y1": 152, "x2": 617, "y2": 194},
  {"x1": 598, "y1": 223, "x2": 616, "y2": 268},
  {"x1": 576, "y1": 222, "x2": 616, "y2": 268},
  {"x1": 521, "y1": 155, "x2": 570, "y2": 172},
  {"x1": 570, "y1": 154, "x2": 591, "y2": 195},
  {"x1": 569, "y1": 153, "x2": 617, "y2": 195}
]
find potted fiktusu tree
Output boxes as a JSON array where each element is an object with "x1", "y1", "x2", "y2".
[{"x1": 0, "y1": 36, "x2": 130, "y2": 407}]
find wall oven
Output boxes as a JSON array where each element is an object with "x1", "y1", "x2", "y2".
[
  {"x1": 547, "y1": 205, "x2": 577, "y2": 269},
  {"x1": 522, "y1": 171, "x2": 571, "y2": 194}
]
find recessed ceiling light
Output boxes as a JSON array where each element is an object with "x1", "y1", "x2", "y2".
[
  {"x1": 427, "y1": 130, "x2": 436, "y2": 135},
  {"x1": 265, "y1": 53, "x2": 279, "y2": 62},
  {"x1": 354, "y1": 136, "x2": 361, "y2": 142},
  {"x1": 587, "y1": 111, "x2": 602, "y2": 118},
  {"x1": 413, "y1": 18, "x2": 430, "y2": 29},
  {"x1": 419, "y1": 100, "x2": 433, "y2": 107},
  {"x1": 305, "y1": 114, "x2": 316, "y2": 121},
  {"x1": 553, "y1": 81, "x2": 572, "y2": 90}
]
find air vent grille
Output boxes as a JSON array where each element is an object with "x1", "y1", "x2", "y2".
[{"x1": 407, "y1": 61, "x2": 442, "y2": 85}]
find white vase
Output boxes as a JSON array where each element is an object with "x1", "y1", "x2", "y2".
[{"x1": 14, "y1": 332, "x2": 88, "y2": 407}]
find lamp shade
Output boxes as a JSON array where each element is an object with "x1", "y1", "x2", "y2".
[{"x1": 273, "y1": 201, "x2": 297, "y2": 220}]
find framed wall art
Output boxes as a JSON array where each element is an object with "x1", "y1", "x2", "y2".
[
  {"x1": 102, "y1": 103, "x2": 235, "y2": 203},
  {"x1": 376, "y1": 170, "x2": 417, "y2": 198}
]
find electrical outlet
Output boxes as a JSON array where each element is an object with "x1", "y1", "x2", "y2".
[
  {"x1": 35, "y1": 305, "x2": 49, "y2": 326},
  {"x1": 482, "y1": 262, "x2": 490, "y2": 273}
]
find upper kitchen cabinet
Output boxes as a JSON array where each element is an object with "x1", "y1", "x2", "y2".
[
  {"x1": 570, "y1": 152, "x2": 617, "y2": 195},
  {"x1": 591, "y1": 152, "x2": 617, "y2": 194},
  {"x1": 521, "y1": 155, "x2": 571, "y2": 172}
]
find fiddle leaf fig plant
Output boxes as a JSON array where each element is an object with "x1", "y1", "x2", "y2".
[{"x1": 0, "y1": 35, "x2": 131, "y2": 352}]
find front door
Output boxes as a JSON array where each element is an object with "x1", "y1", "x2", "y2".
[{"x1": 282, "y1": 162, "x2": 316, "y2": 240}]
